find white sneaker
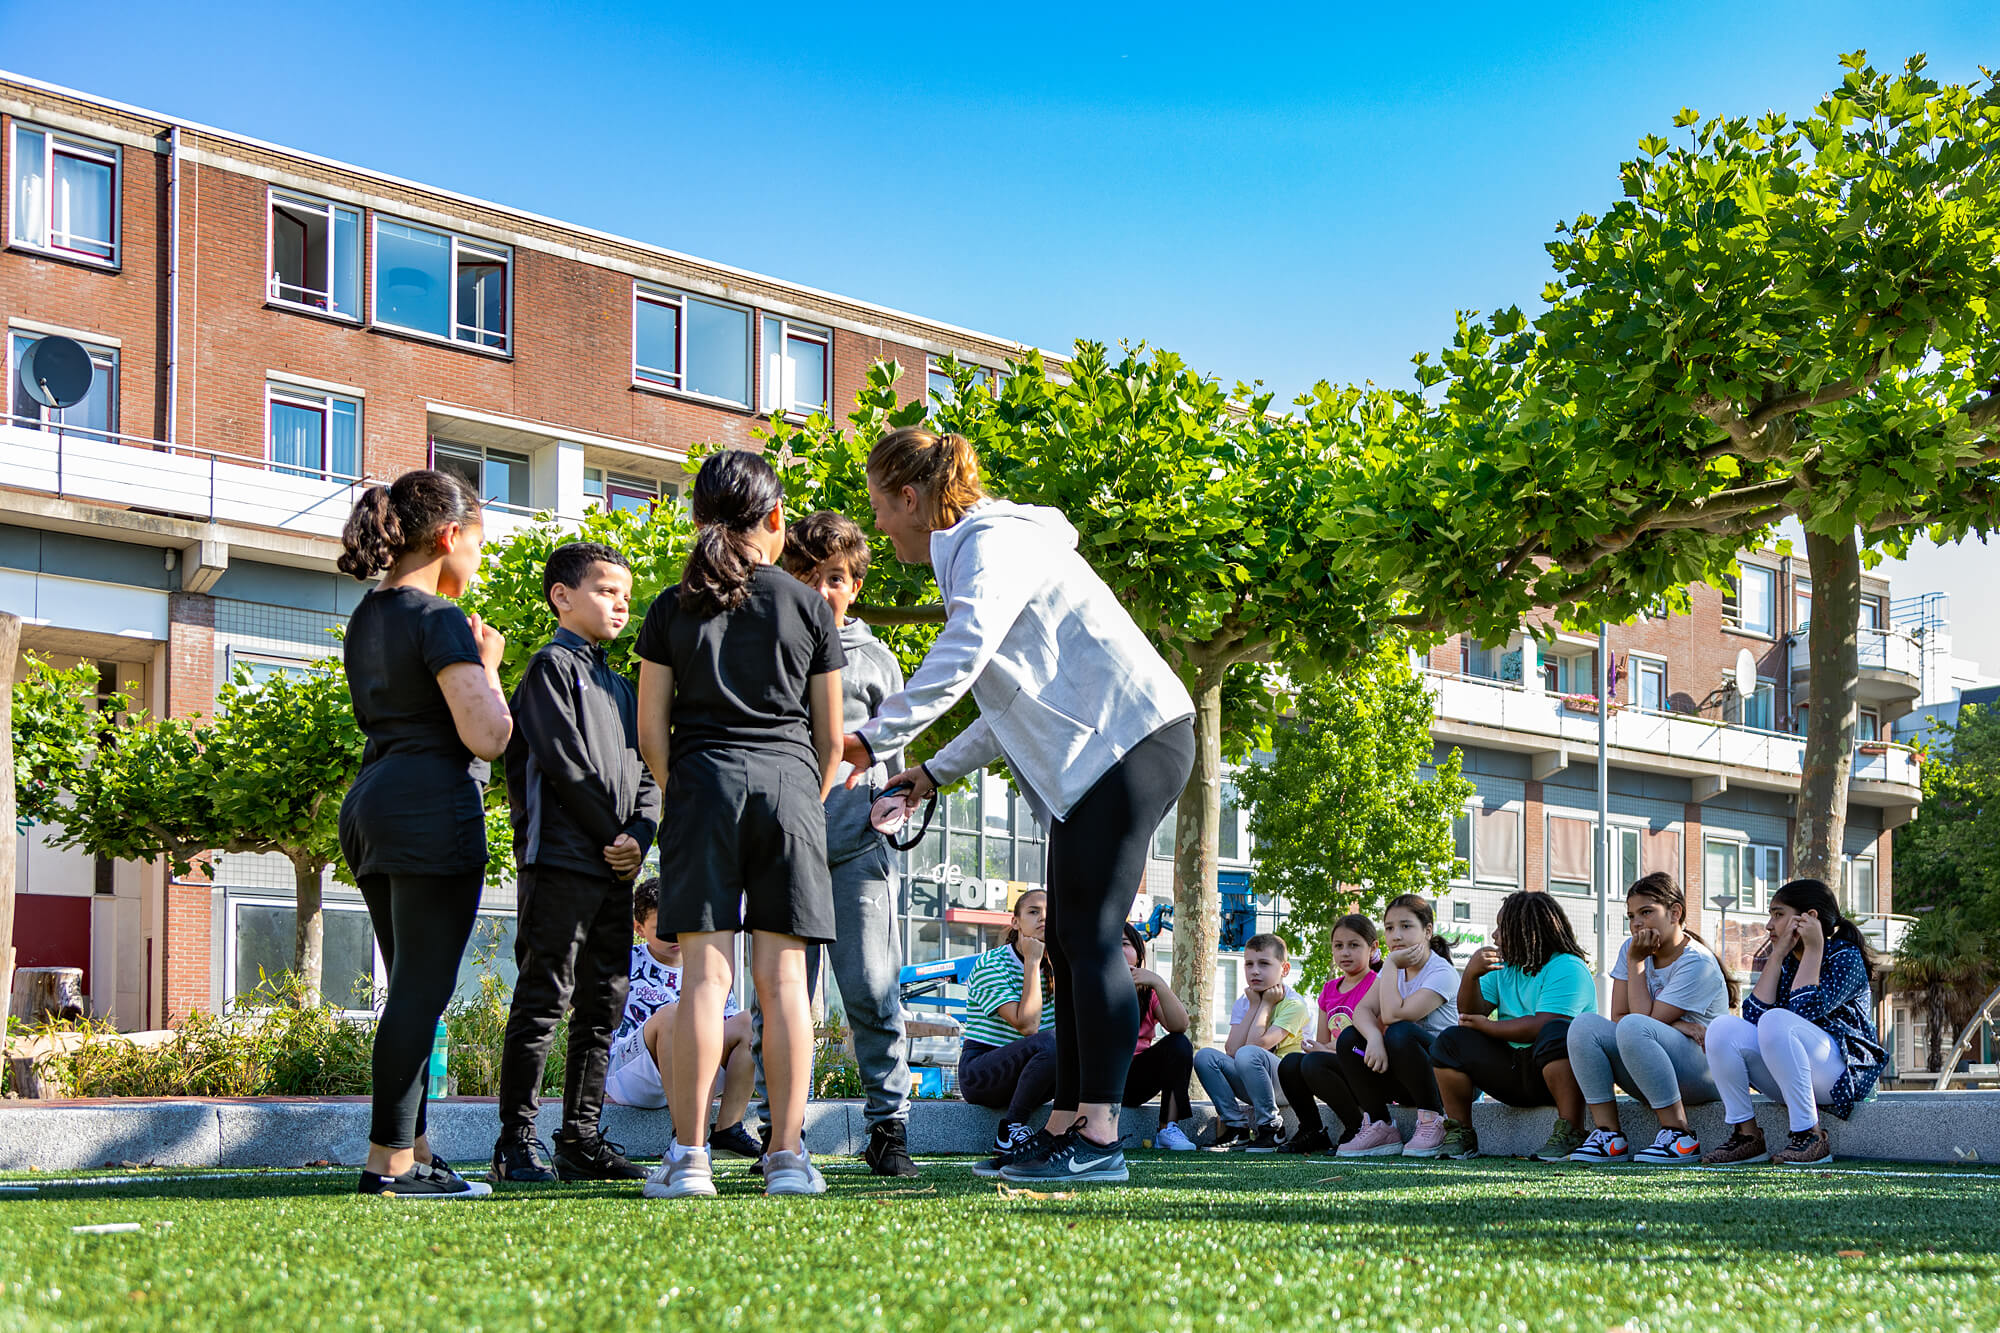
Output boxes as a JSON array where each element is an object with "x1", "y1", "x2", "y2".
[
  {"x1": 1156, "y1": 1123, "x2": 1197, "y2": 1152},
  {"x1": 1633, "y1": 1128, "x2": 1702, "y2": 1166},
  {"x1": 763, "y1": 1149, "x2": 827, "y2": 1196},
  {"x1": 642, "y1": 1148, "x2": 716, "y2": 1199},
  {"x1": 1566, "y1": 1128, "x2": 1632, "y2": 1165}
]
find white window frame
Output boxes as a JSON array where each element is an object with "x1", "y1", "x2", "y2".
[
  {"x1": 926, "y1": 354, "x2": 993, "y2": 408},
  {"x1": 222, "y1": 646, "x2": 316, "y2": 692},
  {"x1": 225, "y1": 894, "x2": 383, "y2": 1018},
  {"x1": 1725, "y1": 564, "x2": 1778, "y2": 637},
  {"x1": 265, "y1": 382, "x2": 362, "y2": 481},
  {"x1": 1844, "y1": 854, "x2": 1879, "y2": 917},
  {"x1": 369, "y1": 215, "x2": 513, "y2": 353},
  {"x1": 1453, "y1": 801, "x2": 1523, "y2": 888},
  {"x1": 266, "y1": 188, "x2": 362, "y2": 319},
  {"x1": 1729, "y1": 676, "x2": 1778, "y2": 732},
  {"x1": 8, "y1": 329, "x2": 117, "y2": 437},
  {"x1": 1793, "y1": 576, "x2": 1812, "y2": 633},
  {"x1": 1746, "y1": 842, "x2": 1784, "y2": 913},
  {"x1": 760, "y1": 314, "x2": 832, "y2": 418},
  {"x1": 1629, "y1": 652, "x2": 1668, "y2": 713},
  {"x1": 9, "y1": 122, "x2": 121, "y2": 266},
  {"x1": 632, "y1": 284, "x2": 753, "y2": 408},
  {"x1": 433, "y1": 439, "x2": 533, "y2": 512}
]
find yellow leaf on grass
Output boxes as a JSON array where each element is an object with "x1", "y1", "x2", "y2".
[{"x1": 996, "y1": 1184, "x2": 1074, "y2": 1201}]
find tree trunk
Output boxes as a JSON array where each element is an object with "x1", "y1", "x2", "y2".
[
  {"x1": 0, "y1": 612, "x2": 18, "y2": 1036},
  {"x1": 1170, "y1": 672, "x2": 1223, "y2": 1041},
  {"x1": 1794, "y1": 526, "x2": 1859, "y2": 885},
  {"x1": 1927, "y1": 983, "x2": 1947, "y2": 1073},
  {"x1": 292, "y1": 854, "x2": 325, "y2": 1006}
]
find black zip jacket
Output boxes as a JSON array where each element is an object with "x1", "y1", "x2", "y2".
[{"x1": 505, "y1": 628, "x2": 660, "y2": 879}]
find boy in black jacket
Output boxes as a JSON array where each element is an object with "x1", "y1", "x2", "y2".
[{"x1": 491, "y1": 542, "x2": 660, "y2": 1183}]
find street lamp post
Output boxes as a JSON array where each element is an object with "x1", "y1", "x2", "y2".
[{"x1": 1710, "y1": 891, "x2": 1739, "y2": 981}]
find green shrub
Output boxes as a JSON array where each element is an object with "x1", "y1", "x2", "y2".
[
  {"x1": 442, "y1": 970, "x2": 564, "y2": 1097},
  {"x1": 811, "y1": 1021, "x2": 865, "y2": 1100}
]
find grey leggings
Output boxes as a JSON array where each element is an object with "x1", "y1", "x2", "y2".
[{"x1": 1565, "y1": 1011, "x2": 1718, "y2": 1110}]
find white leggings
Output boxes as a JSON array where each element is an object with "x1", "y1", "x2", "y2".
[{"x1": 1705, "y1": 1010, "x2": 1846, "y2": 1132}]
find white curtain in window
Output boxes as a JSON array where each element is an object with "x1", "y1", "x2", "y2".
[
  {"x1": 12, "y1": 127, "x2": 46, "y2": 246},
  {"x1": 1472, "y1": 808, "x2": 1521, "y2": 883},
  {"x1": 270, "y1": 401, "x2": 324, "y2": 477},
  {"x1": 53, "y1": 151, "x2": 114, "y2": 255}
]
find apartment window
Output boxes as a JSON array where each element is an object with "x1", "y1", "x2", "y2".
[
  {"x1": 609, "y1": 474, "x2": 666, "y2": 514},
  {"x1": 434, "y1": 440, "x2": 530, "y2": 510},
  {"x1": 761, "y1": 316, "x2": 831, "y2": 416},
  {"x1": 1859, "y1": 598, "x2": 1882, "y2": 631},
  {"x1": 8, "y1": 332, "x2": 116, "y2": 441},
  {"x1": 1548, "y1": 814, "x2": 1595, "y2": 895},
  {"x1": 223, "y1": 647, "x2": 314, "y2": 692},
  {"x1": 1794, "y1": 577, "x2": 1812, "y2": 631},
  {"x1": 1746, "y1": 843, "x2": 1784, "y2": 913},
  {"x1": 1461, "y1": 640, "x2": 1501, "y2": 680},
  {"x1": 10, "y1": 123, "x2": 119, "y2": 264},
  {"x1": 230, "y1": 898, "x2": 379, "y2": 1013},
  {"x1": 1844, "y1": 855, "x2": 1878, "y2": 916},
  {"x1": 1631, "y1": 655, "x2": 1667, "y2": 712},
  {"x1": 267, "y1": 384, "x2": 360, "y2": 480},
  {"x1": 1857, "y1": 708, "x2": 1880, "y2": 743},
  {"x1": 268, "y1": 190, "x2": 361, "y2": 318},
  {"x1": 927, "y1": 355, "x2": 993, "y2": 409},
  {"x1": 1452, "y1": 900, "x2": 1472, "y2": 922},
  {"x1": 633, "y1": 287, "x2": 751, "y2": 406},
  {"x1": 1729, "y1": 677, "x2": 1777, "y2": 731},
  {"x1": 1453, "y1": 805, "x2": 1521, "y2": 886},
  {"x1": 373, "y1": 218, "x2": 511, "y2": 351},
  {"x1": 1542, "y1": 647, "x2": 1597, "y2": 695},
  {"x1": 1154, "y1": 813, "x2": 1175, "y2": 860},
  {"x1": 1703, "y1": 838, "x2": 1747, "y2": 912},
  {"x1": 1724, "y1": 565, "x2": 1777, "y2": 636},
  {"x1": 583, "y1": 467, "x2": 604, "y2": 506}
]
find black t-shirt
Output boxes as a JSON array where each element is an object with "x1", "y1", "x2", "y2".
[
  {"x1": 338, "y1": 585, "x2": 489, "y2": 875},
  {"x1": 635, "y1": 564, "x2": 845, "y2": 779}
]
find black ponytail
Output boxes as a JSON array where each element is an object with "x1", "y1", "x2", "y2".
[
  {"x1": 1385, "y1": 893, "x2": 1455, "y2": 962},
  {"x1": 338, "y1": 468, "x2": 481, "y2": 580},
  {"x1": 1771, "y1": 878, "x2": 1878, "y2": 969},
  {"x1": 679, "y1": 449, "x2": 784, "y2": 618}
]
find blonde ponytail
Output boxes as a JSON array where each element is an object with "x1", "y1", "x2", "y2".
[{"x1": 867, "y1": 427, "x2": 986, "y2": 530}]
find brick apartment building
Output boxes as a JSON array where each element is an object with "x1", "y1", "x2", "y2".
[{"x1": 0, "y1": 72, "x2": 1942, "y2": 1070}]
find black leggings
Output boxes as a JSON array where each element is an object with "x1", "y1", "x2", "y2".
[
  {"x1": 1047, "y1": 718, "x2": 1195, "y2": 1111},
  {"x1": 958, "y1": 1033, "x2": 1057, "y2": 1124},
  {"x1": 1123, "y1": 1031, "x2": 1195, "y2": 1126},
  {"x1": 1294, "y1": 1023, "x2": 1444, "y2": 1138},
  {"x1": 358, "y1": 871, "x2": 483, "y2": 1149}
]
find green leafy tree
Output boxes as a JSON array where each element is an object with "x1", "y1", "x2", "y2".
[
  {"x1": 11, "y1": 656, "x2": 105, "y2": 831},
  {"x1": 24, "y1": 658, "x2": 364, "y2": 1006},
  {"x1": 1234, "y1": 647, "x2": 1476, "y2": 991},
  {"x1": 1355, "y1": 52, "x2": 2000, "y2": 884},
  {"x1": 1889, "y1": 909, "x2": 1992, "y2": 1073},
  {"x1": 777, "y1": 352, "x2": 1400, "y2": 1023}
]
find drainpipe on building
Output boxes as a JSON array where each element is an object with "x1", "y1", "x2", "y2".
[
  {"x1": 165, "y1": 125, "x2": 181, "y2": 447},
  {"x1": 1596, "y1": 621, "x2": 1611, "y2": 1006}
]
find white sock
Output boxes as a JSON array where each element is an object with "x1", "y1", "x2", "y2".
[
  {"x1": 667, "y1": 1138, "x2": 689, "y2": 1163},
  {"x1": 1417, "y1": 1111, "x2": 1440, "y2": 1125}
]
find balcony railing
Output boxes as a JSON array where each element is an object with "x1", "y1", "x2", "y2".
[
  {"x1": 0, "y1": 419, "x2": 573, "y2": 544},
  {"x1": 1789, "y1": 623, "x2": 1922, "y2": 685},
  {"x1": 1423, "y1": 669, "x2": 1921, "y2": 791}
]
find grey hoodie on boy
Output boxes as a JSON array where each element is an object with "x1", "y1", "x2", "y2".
[{"x1": 826, "y1": 618, "x2": 906, "y2": 865}]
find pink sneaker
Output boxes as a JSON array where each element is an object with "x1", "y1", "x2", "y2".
[
  {"x1": 1401, "y1": 1116, "x2": 1447, "y2": 1158},
  {"x1": 1336, "y1": 1116, "x2": 1404, "y2": 1157}
]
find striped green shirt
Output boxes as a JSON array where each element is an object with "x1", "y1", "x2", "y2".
[{"x1": 963, "y1": 945, "x2": 1055, "y2": 1049}]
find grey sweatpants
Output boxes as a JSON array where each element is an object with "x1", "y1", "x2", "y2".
[
  {"x1": 1566, "y1": 1011, "x2": 1719, "y2": 1110},
  {"x1": 752, "y1": 842, "x2": 911, "y2": 1129},
  {"x1": 1194, "y1": 1043, "x2": 1284, "y2": 1129}
]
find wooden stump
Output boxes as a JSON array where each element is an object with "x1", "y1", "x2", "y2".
[{"x1": 12, "y1": 966, "x2": 85, "y2": 1024}]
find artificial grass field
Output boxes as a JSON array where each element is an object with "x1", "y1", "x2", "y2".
[{"x1": 3, "y1": 1153, "x2": 1998, "y2": 1332}]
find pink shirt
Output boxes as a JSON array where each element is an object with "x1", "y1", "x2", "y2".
[
  {"x1": 1132, "y1": 989, "x2": 1164, "y2": 1054},
  {"x1": 1317, "y1": 970, "x2": 1378, "y2": 1037}
]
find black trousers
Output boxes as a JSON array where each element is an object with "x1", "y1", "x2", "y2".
[
  {"x1": 1047, "y1": 718, "x2": 1196, "y2": 1110},
  {"x1": 959, "y1": 1033, "x2": 1057, "y2": 1124},
  {"x1": 1123, "y1": 1030, "x2": 1195, "y2": 1125},
  {"x1": 1430, "y1": 1019, "x2": 1575, "y2": 1107},
  {"x1": 358, "y1": 870, "x2": 483, "y2": 1149},
  {"x1": 1289, "y1": 1023, "x2": 1445, "y2": 1141},
  {"x1": 496, "y1": 865, "x2": 634, "y2": 1140}
]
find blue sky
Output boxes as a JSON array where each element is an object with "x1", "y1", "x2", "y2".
[{"x1": 5, "y1": 0, "x2": 1998, "y2": 663}]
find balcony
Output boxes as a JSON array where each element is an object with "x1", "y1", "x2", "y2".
[
  {"x1": 1790, "y1": 624, "x2": 1922, "y2": 707},
  {"x1": 1423, "y1": 669, "x2": 1921, "y2": 813},
  {"x1": 0, "y1": 420, "x2": 569, "y2": 551}
]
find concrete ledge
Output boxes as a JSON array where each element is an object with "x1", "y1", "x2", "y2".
[{"x1": 1, "y1": 1091, "x2": 1994, "y2": 1171}]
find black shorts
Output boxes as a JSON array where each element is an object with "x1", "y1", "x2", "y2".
[
  {"x1": 1430, "y1": 1018, "x2": 1575, "y2": 1108},
  {"x1": 656, "y1": 749, "x2": 835, "y2": 943}
]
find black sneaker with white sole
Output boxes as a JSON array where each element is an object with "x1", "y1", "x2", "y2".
[
  {"x1": 1242, "y1": 1124, "x2": 1285, "y2": 1153},
  {"x1": 971, "y1": 1120, "x2": 1037, "y2": 1179},
  {"x1": 708, "y1": 1121, "x2": 767, "y2": 1161},
  {"x1": 864, "y1": 1120, "x2": 920, "y2": 1178},
  {"x1": 552, "y1": 1133, "x2": 645, "y2": 1181},
  {"x1": 358, "y1": 1165, "x2": 492, "y2": 1199},
  {"x1": 1000, "y1": 1131, "x2": 1128, "y2": 1184}
]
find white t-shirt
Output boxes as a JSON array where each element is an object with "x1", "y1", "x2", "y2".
[
  {"x1": 608, "y1": 943, "x2": 741, "y2": 1071},
  {"x1": 1610, "y1": 935, "x2": 1728, "y2": 1023},
  {"x1": 1392, "y1": 953, "x2": 1460, "y2": 1035}
]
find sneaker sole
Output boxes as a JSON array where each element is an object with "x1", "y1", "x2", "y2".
[
  {"x1": 765, "y1": 1181, "x2": 828, "y2": 1195},
  {"x1": 367, "y1": 1181, "x2": 494, "y2": 1200},
  {"x1": 1400, "y1": 1145, "x2": 1445, "y2": 1159},
  {"x1": 1244, "y1": 1147, "x2": 1281, "y2": 1154},
  {"x1": 1775, "y1": 1155, "x2": 1834, "y2": 1167},
  {"x1": 1700, "y1": 1154, "x2": 1770, "y2": 1166},
  {"x1": 999, "y1": 1164, "x2": 1129, "y2": 1183},
  {"x1": 1634, "y1": 1154, "x2": 1701, "y2": 1167},
  {"x1": 642, "y1": 1181, "x2": 718, "y2": 1199},
  {"x1": 1564, "y1": 1153, "x2": 1631, "y2": 1165},
  {"x1": 1336, "y1": 1144, "x2": 1405, "y2": 1158}
]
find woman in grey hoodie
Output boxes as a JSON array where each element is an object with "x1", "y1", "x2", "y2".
[{"x1": 843, "y1": 427, "x2": 1195, "y2": 1185}]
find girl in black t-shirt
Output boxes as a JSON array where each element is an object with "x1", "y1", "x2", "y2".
[
  {"x1": 634, "y1": 449, "x2": 845, "y2": 1200},
  {"x1": 337, "y1": 469, "x2": 513, "y2": 1200}
]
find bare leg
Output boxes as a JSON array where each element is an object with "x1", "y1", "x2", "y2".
[
  {"x1": 1078, "y1": 1102, "x2": 1120, "y2": 1145},
  {"x1": 670, "y1": 935, "x2": 733, "y2": 1149},
  {"x1": 1586, "y1": 1101, "x2": 1622, "y2": 1132},
  {"x1": 715, "y1": 1012, "x2": 756, "y2": 1128},
  {"x1": 753, "y1": 931, "x2": 812, "y2": 1157},
  {"x1": 1541, "y1": 1059, "x2": 1586, "y2": 1126},
  {"x1": 645, "y1": 1002, "x2": 680, "y2": 1109},
  {"x1": 363, "y1": 1145, "x2": 416, "y2": 1176},
  {"x1": 1437, "y1": 1067, "x2": 1475, "y2": 1123},
  {"x1": 1653, "y1": 1098, "x2": 1690, "y2": 1132},
  {"x1": 1043, "y1": 1110, "x2": 1082, "y2": 1136}
]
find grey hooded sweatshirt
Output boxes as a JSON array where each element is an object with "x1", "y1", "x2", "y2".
[{"x1": 826, "y1": 617, "x2": 907, "y2": 866}]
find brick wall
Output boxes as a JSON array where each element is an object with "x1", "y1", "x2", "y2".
[{"x1": 162, "y1": 594, "x2": 215, "y2": 1019}]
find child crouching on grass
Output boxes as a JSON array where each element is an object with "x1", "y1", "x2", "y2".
[
  {"x1": 1429, "y1": 890, "x2": 1597, "y2": 1160},
  {"x1": 602, "y1": 877, "x2": 761, "y2": 1160}
]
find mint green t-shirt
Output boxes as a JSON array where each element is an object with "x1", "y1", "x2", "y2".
[{"x1": 1477, "y1": 953, "x2": 1597, "y2": 1047}]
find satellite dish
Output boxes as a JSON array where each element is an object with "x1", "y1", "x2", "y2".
[
  {"x1": 1733, "y1": 647, "x2": 1757, "y2": 690},
  {"x1": 18, "y1": 335, "x2": 94, "y2": 410}
]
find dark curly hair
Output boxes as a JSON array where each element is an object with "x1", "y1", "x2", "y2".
[
  {"x1": 1493, "y1": 890, "x2": 1586, "y2": 976},
  {"x1": 337, "y1": 469, "x2": 482, "y2": 580}
]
